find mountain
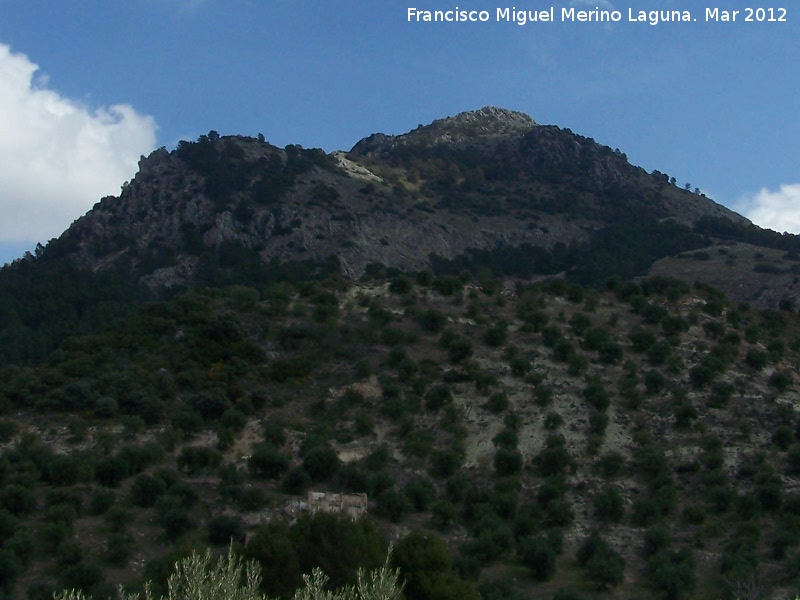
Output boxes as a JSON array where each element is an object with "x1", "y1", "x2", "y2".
[
  {"x1": 2, "y1": 107, "x2": 800, "y2": 600},
  {"x1": 33, "y1": 106, "x2": 795, "y2": 299}
]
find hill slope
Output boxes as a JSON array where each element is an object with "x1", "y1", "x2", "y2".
[{"x1": 1, "y1": 274, "x2": 799, "y2": 599}]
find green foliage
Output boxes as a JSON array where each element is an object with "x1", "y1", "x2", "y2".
[
  {"x1": 594, "y1": 451, "x2": 626, "y2": 479},
  {"x1": 207, "y1": 515, "x2": 245, "y2": 546},
  {"x1": 593, "y1": 486, "x2": 624, "y2": 523},
  {"x1": 178, "y1": 446, "x2": 222, "y2": 475},
  {"x1": 249, "y1": 444, "x2": 290, "y2": 479},
  {"x1": 292, "y1": 514, "x2": 388, "y2": 592},
  {"x1": 446, "y1": 336, "x2": 473, "y2": 364},
  {"x1": 56, "y1": 544, "x2": 402, "y2": 600},
  {"x1": 483, "y1": 324, "x2": 507, "y2": 348},
  {"x1": 493, "y1": 449, "x2": 522, "y2": 477},
  {"x1": 646, "y1": 548, "x2": 696, "y2": 600},
  {"x1": 575, "y1": 531, "x2": 625, "y2": 591},
  {"x1": 302, "y1": 445, "x2": 342, "y2": 483},
  {"x1": 582, "y1": 378, "x2": 609, "y2": 412},
  {"x1": 130, "y1": 474, "x2": 167, "y2": 508},
  {"x1": 535, "y1": 435, "x2": 574, "y2": 477},
  {"x1": 518, "y1": 535, "x2": 557, "y2": 581},
  {"x1": 393, "y1": 530, "x2": 479, "y2": 600},
  {"x1": 485, "y1": 392, "x2": 509, "y2": 414}
]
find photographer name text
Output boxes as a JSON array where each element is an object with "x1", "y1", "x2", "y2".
[{"x1": 407, "y1": 7, "x2": 788, "y2": 25}]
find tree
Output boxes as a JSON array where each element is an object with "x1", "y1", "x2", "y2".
[
  {"x1": 646, "y1": 548, "x2": 696, "y2": 600},
  {"x1": 518, "y1": 535, "x2": 556, "y2": 581},
  {"x1": 593, "y1": 487, "x2": 625, "y2": 523},
  {"x1": 292, "y1": 514, "x2": 388, "y2": 591},
  {"x1": 576, "y1": 531, "x2": 625, "y2": 591},
  {"x1": 53, "y1": 546, "x2": 402, "y2": 600},
  {"x1": 246, "y1": 522, "x2": 303, "y2": 598},
  {"x1": 392, "y1": 531, "x2": 480, "y2": 600}
]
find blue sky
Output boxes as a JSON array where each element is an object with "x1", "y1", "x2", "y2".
[{"x1": 0, "y1": 0, "x2": 798, "y2": 264}]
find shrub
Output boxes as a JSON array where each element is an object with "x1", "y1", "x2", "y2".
[
  {"x1": 674, "y1": 404, "x2": 698, "y2": 428},
  {"x1": 94, "y1": 456, "x2": 130, "y2": 487},
  {"x1": 393, "y1": 530, "x2": 479, "y2": 600},
  {"x1": 417, "y1": 310, "x2": 447, "y2": 334},
  {"x1": 207, "y1": 515, "x2": 245, "y2": 546},
  {"x1": 646, "y1": 548, "x2": 696, "y2": 600},
  {"x1": 535, "y1": 436, "x2": 574, "y2": 477},
  {"x1": 643, "y1": 525, "x2": 672, "y2": 559},
  {"x1": 106, "y1": 532, "x2": 134, "y2": 567},
  {"x1": 425, "y1": 385, "x2": 453, "y2": 412},
  {"x1": 745, "y1": 349, "x2": 767, "y2": 370},
  {"x1": 303, "y1": 445, "x2": 342, "y2": 482},
  {"x1": 248, "y1": 444, "x2": 290, "y2": 479},
  {"x1": 543, "y1": 412, "x2": 563, "y2": 431},
  {"x1": 707, "y1": 381, "x2": 734, "y2": 408},
  {"x1": 56, "y1": 545, "x2": 402, "y2": 600},
  {"x1": 593, "y1": 487, "x2": 624, "y2": 523},
  {"x1": 447, "y1": 337, "x2": 474, "y2": 364},
  {"x1": 518, "y1": 535, "x2": 556, "y2": 581},
  {"x1": 770, "y1": 370, "x2": 794, "y2": 393},
  {"x1": 430, "y1": 449, "x2": 463, "y2": 479},
  {"x1": 494, "y1": 449, "x2": 522, "y2": 477},
  {"x1": 583, "y1": 378, "x2": 609, "y2": 412},
  {"x1": 576, "y1": 531, "x2": 625, "y2": 591},
  {"x1": 644, "y1": 369, "x2": 667, "y2": 395},
  {"x1": 486, "y1": 392, "x2": 509, "y2": 414},
  {"x1": 483, "y1": 324, "x2": 507, "y2": 348},
  {"x1": 595, "y1": 451, "x2": 626, "y2": 479},
  {"x1": 0, "y1": 484, "x2": 36, "y2": 516},
  {"x1": 130, "y1": 474, "x2": 167, "y2": 508}
]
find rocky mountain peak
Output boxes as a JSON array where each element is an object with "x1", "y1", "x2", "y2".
[
  {"x1": 429, "y1": 106, "x2": 538, "y2": 134},
  {"x1": 350, "y1": 106, "x2": 537, "y2": 156}
]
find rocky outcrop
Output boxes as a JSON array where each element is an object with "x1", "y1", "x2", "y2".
[{"x1": 43, "y1": 107, "x2": 755, "y2": 290}]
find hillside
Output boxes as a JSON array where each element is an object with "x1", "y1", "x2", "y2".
[
  {"x1": 1, "y1": 273, "x2": 799, "y2": 599},
  {"x1": 1, "y1": 107, "x2": 800, "y2": 600},
  {"x1": 30, "y1": 107, "x2": 769, "y2": 290}
]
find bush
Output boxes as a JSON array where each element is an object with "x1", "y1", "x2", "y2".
[
  {"x1": 303, "y1": 445, "x2": 342, "y2": 482},
  {"x1": 494, "y1": 448, "x2": 522, "y2": 477},
  {"x1": 595, "y1": 451, "x2": 626, "y2": 479},
  {"x1": 582, "y1": 379, "x2": 609, "y2": 412},
  {"x1": 0, "y1": 484, "x2": 36, "y2": 516},
  {"x1": 646, "y1": 548, "x2": 696, "y2": 600},
  {"x1": 393, "y1": 530, "x2": 479, "y2": 600},
  {"x1": 106, "y1": 532, "x2": 134, "y2": 567},
  {"x1": 207, "y1": 515, "x2": 245, "y2": 546},
  {"x1": 770, "y1": 370, "x2": 794, "y2": 393},
  {"x1": 177, "y1": 446, "x2": 222, "y2": 475},
  {"x1": 576, "y1": 531, "x2": 625, "y2": 591},
  {"x1": 593, "y1": 487, "x2": 624, "y2": 523},
  {"x1": 248, "y1": 444, "x2": 290, "y2": 479},
  {"x1": 518, "y1": 535, "x2": 556, "y2": 581},
  {"x1": 130, "y1": 474, "x2": 167, "y2": 508},
  {"x1": 486, "y1": 392, "x2": 509, "y2": 414},
  {"x1": 55, "y1": 545, "x2": 403, "y2": 600},
  {"x1": 447, "y1": 337, "x2": 474, "y2": 364},
  {"x1": 643, "y1": 525, "x2": 672, "y2": 559}
]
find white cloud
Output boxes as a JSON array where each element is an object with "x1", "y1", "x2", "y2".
[
  {"x1": 0, "y1": 44, "x2": 157, "y2": 244},
  {"x1": 737, "y1": 184, "x2": 800, "y2": 234}
]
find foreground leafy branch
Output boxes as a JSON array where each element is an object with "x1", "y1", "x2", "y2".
[{"x1": 54, "y1": 546, "x2": 402, "y2": 600}]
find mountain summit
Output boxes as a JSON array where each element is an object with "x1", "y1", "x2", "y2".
[{"x1": 351, "y1": 106, "x2": 537, "y2": 155}]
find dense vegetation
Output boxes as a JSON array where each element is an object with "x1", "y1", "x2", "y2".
[
  {"x1": 2, "y1": 113, "x2": 800, "y2": 599},
  {"x1": 0, "y1": 267, "x2": 798, "y2": 599}
]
